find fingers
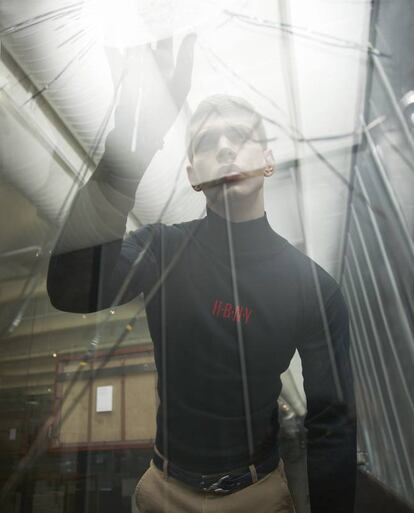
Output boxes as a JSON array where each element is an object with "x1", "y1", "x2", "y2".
[
  {"x1": 170, "y1": 33, "x2": 197, "y2": 108},
  {"x1": 104, "y1": 47, "x2": 124, "y2": 86},
  {"x1": 154, "y1": 37, "x2": 174, "y2": 79}
]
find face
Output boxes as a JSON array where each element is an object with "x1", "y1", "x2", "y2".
[{"x1": 187, "y1": 110, "x2": 274, "y2": 207}]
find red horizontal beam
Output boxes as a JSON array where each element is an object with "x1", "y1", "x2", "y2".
[
  {"x1": 58, "y1": 344, "x2": 154, "y2": 363},
  {"x1": 49, "y1": 439, "x2": 154, "y2": 452}
]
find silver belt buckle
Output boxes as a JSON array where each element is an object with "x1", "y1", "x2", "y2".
[{"x1": 203, "y1": 474, "x2": 231, "y2": 494}]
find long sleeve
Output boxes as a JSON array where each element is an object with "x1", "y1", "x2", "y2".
[
  {"x1": 297, "y1": 286, "x2": 357, "y2": 513},
  {"x1": 47, "y1": 224, "x2": 161, "y2": 313},
  {"x1": 47, "y1": 99, "x2": 161, "y2": 313}
]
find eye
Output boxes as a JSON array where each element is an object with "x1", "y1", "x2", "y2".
[
  {"x1": 193, "y1": 131, "x2": 218, "y2": 153},
  {"x1": 227, "y1": 126, "x2": 251, "y2": 145}
]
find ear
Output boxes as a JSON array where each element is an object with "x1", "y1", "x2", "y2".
[
  {"x1": 186, "y1": 164, "x2": 202, "y2": 191},
  {"x1": 186, "y1": 164, "x2": 196, "y2": 185},
  {"x1": 263, "y1": 149, "x2": 275, "y2": 177},
  {"x1": 264, "y1": 148, "x2": 275, "y2": 167}
]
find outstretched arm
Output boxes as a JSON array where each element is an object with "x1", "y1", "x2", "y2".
[{"x1": 47, "y1": 36, "x2": 196, "y2": 313}]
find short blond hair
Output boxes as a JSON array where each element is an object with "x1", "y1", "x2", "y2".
[{"x1": 187, "y1": 94, "x2": 267, "y2": 160}]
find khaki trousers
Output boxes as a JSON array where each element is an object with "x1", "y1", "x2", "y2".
[{"x1": 135, "y1": 459, "x2": 296, "y2": 513}]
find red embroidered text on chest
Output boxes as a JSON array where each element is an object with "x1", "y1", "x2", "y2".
[{"x1": 211, "y1": 299, "x2": 253, "y2": 324}]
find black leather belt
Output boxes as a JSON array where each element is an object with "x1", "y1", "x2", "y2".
[{"x1": 152, "y1": 448, "x2": 280, "y2": 495}]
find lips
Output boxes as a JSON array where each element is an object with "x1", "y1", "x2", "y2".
[
  {"x1": 223, "y1": 175, "x2": 243, "y2": 184},
  {"x1": 218, "y1": 165, "x2": 244, "y2": 183},
  {"x1": 195, "y1": 166, "x2": 264, "y2": 190}
]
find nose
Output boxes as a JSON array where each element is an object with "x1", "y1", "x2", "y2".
[{"x1": 216, "y1": 135, "x2": 236, "y2": 164}]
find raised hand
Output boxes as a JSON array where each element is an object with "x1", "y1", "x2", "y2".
[
  {"x1": 154, "y1": 34, "x2": 197, "y2": 112},
  {"x1": 100, "y1": 34, "x2": 196, "y2": 185}
]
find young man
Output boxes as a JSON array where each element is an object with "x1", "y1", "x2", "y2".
[{"x1": 47, "y1": 48, "x2": 356, "y2": 513}]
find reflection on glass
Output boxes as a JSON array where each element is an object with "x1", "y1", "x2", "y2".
[{"x1": 0, "y1": 2, "x2": 413, "y2": 513}]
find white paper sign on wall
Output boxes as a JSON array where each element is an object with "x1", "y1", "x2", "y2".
[{"x1": 96, "y1": 385, "x2": 113, "y2": 412}]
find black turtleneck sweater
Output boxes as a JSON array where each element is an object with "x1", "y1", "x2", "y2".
[{"x1": 48, "y1": 208, "x2": 356, "y2": 513}]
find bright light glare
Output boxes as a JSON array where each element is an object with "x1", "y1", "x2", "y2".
[{"x1": 88, "y1": 0, "x2": 236, "y2": 48}]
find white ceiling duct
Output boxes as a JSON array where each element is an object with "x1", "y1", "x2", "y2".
[
  {"x1": 0, "y1": 1, "x2": 114, "y2": 157},
  {"x1": 0, "y1": 0, "x2": 240, "y2": 157},
  {"x1": 0, "y1": 105, "x2": 74, "y2": 223}
]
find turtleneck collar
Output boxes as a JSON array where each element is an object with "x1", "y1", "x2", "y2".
[{"x1": 198, "y1": 207, "x2": 287, "y2": 258}]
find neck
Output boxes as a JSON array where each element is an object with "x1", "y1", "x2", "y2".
[{"x1": 206, "y1": 187, "x2": 265, "y2": 223}]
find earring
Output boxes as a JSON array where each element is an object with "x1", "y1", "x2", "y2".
[
  {"x1": 192, "y1": 184, "x2": 202, "y2": 191},
  {"x1": 264, "y1": 165, "x2": 273, "y2": 176}
]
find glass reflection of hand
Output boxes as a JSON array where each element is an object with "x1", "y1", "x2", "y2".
[
  {"x1": 153, "y1": 34, "x2": 197, "y2": 114},
  {"x1": 100, "y1": 35, "x2": 196, "y2": 183}
]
